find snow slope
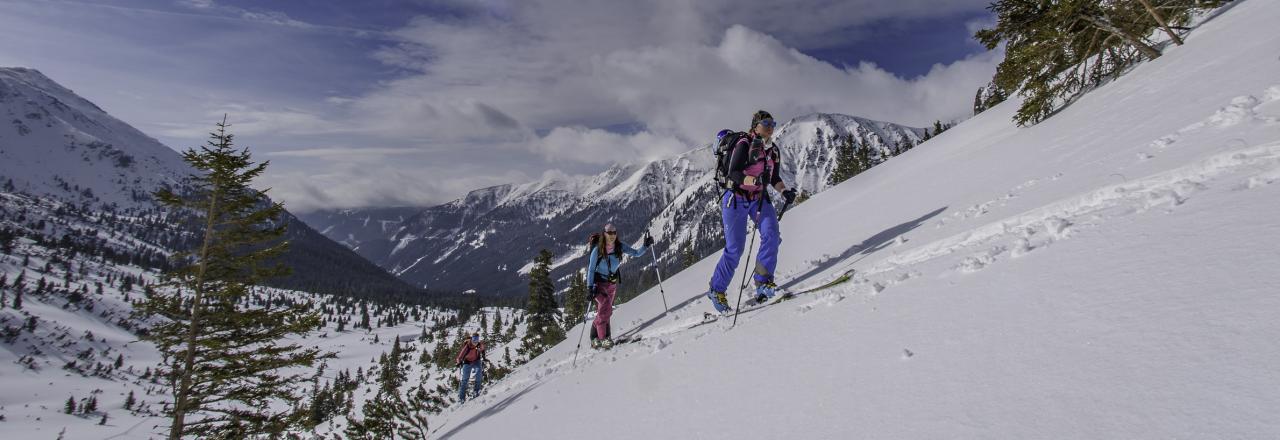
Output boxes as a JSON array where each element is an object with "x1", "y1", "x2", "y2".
[{"x1": 430, "y1": 2, "x2": 1280, "y2": 439}]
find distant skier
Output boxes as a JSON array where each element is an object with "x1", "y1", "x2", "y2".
[
  {"x1": 585, "y1": 223, "x2": 652, "y2": 348},
  {"x1": 455, "y1": 331, "x2": 486, "y2": 402},
  {"x1": 705, "y1": 110, "x2": 797, "y2": 313}
]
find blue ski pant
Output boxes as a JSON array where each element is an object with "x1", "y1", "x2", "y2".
[
  {"x1": 709, "y1": 191, "x2": 780, "y2": 293},
  {"x1": 459, "y1": 360, "x2": 483, "y2": 401}
]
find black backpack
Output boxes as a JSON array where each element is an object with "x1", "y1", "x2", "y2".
[{"x1": 713, "y1": 130, "x2": 749, "y2": 190}]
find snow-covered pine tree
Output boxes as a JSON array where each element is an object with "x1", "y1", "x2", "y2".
[
  {"x1": 343, "y1": 385, "x2": 431, "y2": 440},
  {"x1": 490, "y1": 311, "x2": 503, "y2": 339},
  {"x1": 520, "y1": 249, "x2": 564, "y2": 358},
  {"x1": 139, "y1": 117, "x2": 327, "y2": 439}
]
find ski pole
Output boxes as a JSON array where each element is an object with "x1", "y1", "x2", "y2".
[
  {"x1": 776, "y1": 199, "x2": 794, "y2": 222},
  {"x1": 572, "y1": 290, "x2": 597, "y2": 367},
  {"x1": 645, "y1": 231, "x2": 669, "y2": 312}
]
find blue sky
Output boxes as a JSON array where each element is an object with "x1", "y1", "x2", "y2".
[{"x1": 0, "y1": 0, "x2": 1002, "y2": 211}]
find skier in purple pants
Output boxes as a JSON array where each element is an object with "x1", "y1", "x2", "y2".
[{"x1": 706, "y1": 110, "x2": 797, "y2": 313}]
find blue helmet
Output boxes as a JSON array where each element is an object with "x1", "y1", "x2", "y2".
[{"x1": 716, "y1": 129, "x2": 731, "y2": 140}]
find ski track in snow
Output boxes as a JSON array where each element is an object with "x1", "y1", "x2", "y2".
[{"x1": 871, "y1": 87, "x2": 1280, "y2": 284}]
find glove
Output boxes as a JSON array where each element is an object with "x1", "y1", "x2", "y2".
[
  {"x1": 782, "y1": 188, "x2": 797, "y2": 204},
  {"x1": 455, "y1": 362, "x2": 462, "y2": 368},
  {"x1": 643, "y1": 235, "x2": 654, "y2": 247}
]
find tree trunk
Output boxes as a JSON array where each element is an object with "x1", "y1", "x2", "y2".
[
  {"x1": 1079, "y1": 13, "x2": 1163, "y2": 60},
  {"x1": 169, "y1": 122, "x2": 228, "y2": 440},
  {"x1": 1138, "y1": 0, "x2": 1184, "y2": 46}
]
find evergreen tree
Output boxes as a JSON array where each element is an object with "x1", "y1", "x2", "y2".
[
  {"x1": 138, "y1": 118, "x2": 327, "y2": 439},
  {"x1": 490, "y1": 312, "x2": 503, "y2": 339},
  {"x1": 681, "y1": 245, "x2": 699, "y2": 270},
  {"x1": 2, "y1": 178, "x2": 14, "y2": 191},
  {"x1": 0, "y1": 228, "x2": 13, "y2": 254},
  {"x1": 12, "y1": 285, "x2": 21, "y2": 310},
  {"x1": 343, "y1": 385, "x2": 431, "y2": 440},
  {"x1": 562, "y1": 270, "x2": 588, "y2": 332},
  {"x1": 827, "y1": 134, "x2": 861, "y2": 187},
  {"x1": 65, "y1": 396, "x2": 76, "y2": 414},
  {"x1": 973, "y1": 87, "x2": 986, "y2": 115},
  {"x1": 377, "y1": 338, "x2": 407, "y2": 396},
  {"x1": 975, "y1": 0, "x2": 1226, "y2": 125},
  {"x1": 519, "y1": 249, "x2": 564, "y2": 358},
  {"x1": 125, "y1": 391, "x2": 136, "y2": 411},
  {"x1": 854, "y1": 141, "x2": 874, "y2": 175}
]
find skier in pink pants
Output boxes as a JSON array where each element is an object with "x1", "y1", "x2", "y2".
[{"x1": 585, "y1": 223, "x2": 652, "y2": 349}]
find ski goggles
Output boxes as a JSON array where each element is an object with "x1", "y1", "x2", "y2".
[{"x1": 757, "y1": 119, "x2": 776, "y2": 128}]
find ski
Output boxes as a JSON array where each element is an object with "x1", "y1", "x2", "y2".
[
  {"x1": 770, "y1": 268, "x2": 857, "y2": 305},
  {"x1": 621, "y1": 269, "x2": 861, "y2": 341}
]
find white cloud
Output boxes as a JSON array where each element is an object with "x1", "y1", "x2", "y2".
[
  {"x1": 352, "y1": 12, "x2": 1001, "y2": 146},
  {"x1": 537, "y1": 127, "x2": 688, "y2": 165},
  {"x1": 265, "y1": 147, "x2": 430, "y2": 158},
  {"x1": 697, "y1": 0, "x2": 993, "y2": 50},
  {"x1": 152, "y1": 104, "x2": 340, "y2": 139},
  {"x1": 259, "y1": 162, "x2": 533, "y2": 213}
]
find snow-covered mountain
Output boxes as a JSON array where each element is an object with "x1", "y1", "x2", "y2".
[
  {"x1": 0, "y1": 67, "x2": 190, "y2": 208},
  {"x1": 302, "y1": 114, "x2": 925, "y2": 296},
  {"x1": 0, "y1": 67, "x2": 425, "y2": 301},
  {"x1": 425, "y1": 2, "x2": 1280, "y2": 438}
]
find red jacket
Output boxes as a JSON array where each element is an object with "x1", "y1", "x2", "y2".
[{"x1": 455, "y1": 340, "x2": 486, "y2": 364}]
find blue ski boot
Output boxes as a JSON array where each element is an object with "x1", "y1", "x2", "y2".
[
  {"x1": 705, "y1": 289, "x2": 732, "y2": 314},
  {"x1": 754, "y1": 275, "x2": 778, "y2": 304}
]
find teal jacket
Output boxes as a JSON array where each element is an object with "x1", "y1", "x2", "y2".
[{"x1": 586, "y1": 242, "x2": 647, "y2": 290}]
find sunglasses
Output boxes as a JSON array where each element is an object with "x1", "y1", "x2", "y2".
[
  {"x1": 758, "y1": 119, "x2": 776, "y2": 129},
  {"x1": 604, "y1": 231, "x2": 617, "y2": 235}
]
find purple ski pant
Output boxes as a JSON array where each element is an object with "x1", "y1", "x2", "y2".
[
  {"x1": 709, "y1": 191, "x2": 780, "y2": 293},
  {"x1": 593, "y1": 282, "x2": 617, "y2": 339}
]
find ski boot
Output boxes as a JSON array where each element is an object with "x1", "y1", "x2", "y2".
[
  {"x1": 753, "y1": 276, "x2": 778, "y2": 304},
  {"x1": 591, "y1": 339, "x2": 602, "y2": 350},
  {"x1": 705, "y1": 289, "x2": 732, "y2": 314},
  {"x1": 601, "y1": 338, "x2": 615, "y2": 349}
]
